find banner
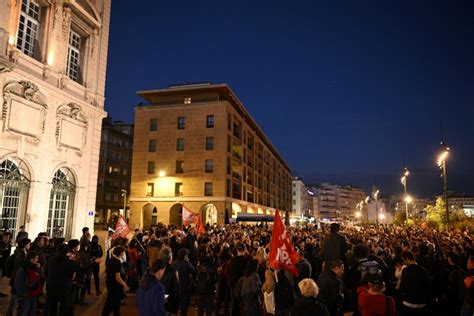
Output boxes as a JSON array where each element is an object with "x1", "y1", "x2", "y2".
[
  {"x1": 196, "y1": 214, "x2": 206, "y2": 235},
  {"x1": 268, "y1": 210, "x2": 299, "y2": 277},
  {"x1": 113, "y1": 215, "x2": 131, "y2": 239},
  {"x1": 182, "y1": 205, "x2": 199, "y2": 226}
]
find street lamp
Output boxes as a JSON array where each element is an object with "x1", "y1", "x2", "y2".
[
  {"x1": 121, "y1": 189, "x2": 127, "y2": 219},
  {"x1": 158, "y1": 170, "x2": 166, "y2": 177},
  {"x1": 364, "y1": 196, "x2": 370, "y2": 221},
  {"x1": 401, "y1": 167, "x2": 410, "y2": 224},
  {"x1": 373, "y1": 189, "x2": 380, "y2": 224},
  {"x1": 437, "y1": 143, "x2": 450, "y2": 225}
]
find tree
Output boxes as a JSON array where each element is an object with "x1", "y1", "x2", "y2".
[{"x1": 424, "y1": 197, "x2": 467, "y2": 229}]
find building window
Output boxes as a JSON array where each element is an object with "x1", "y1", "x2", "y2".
[
  {"x1": 17, "y1": 0, "x2": 41, "y2": 58},
  {"x1": 122, "y1": 168, "x2": 127, "y2": 175},
  {"x1": 205, "y1": 160, "x2": 213, "y2": 173},
  {"x1": 175, "y1": 183, "x2": 183, "y2": 196},
  {"x1": 206, "y1": 137, "x2": 214, "y2": 150},
  {"x1": 184, "y1": 97, "x2": 192, "y2": 104},
  {"x1": 146, "y1": 183, "x2": 154, "y2": 197},
  {"x1": 147, "y1": 161, "x2": 155, "y2": 174},
  {"x1": 176, "y1": 160, "x2": 184, "y2": 174},
  {"x1": 204, "y1": 182, "x2": 213, "y2": 196},
  {"x1": 150, "y1": 119, "x2": 157, "y2": 131},
  {"x1": 148, "y1": 139, "x2": 156, "y2": 152},
  {"x1": 226, "y1": 179, "x2": 231, "y2": 197},
  {"x1": 176, "y1": 138, "x2": 185, "y2": 151},
  {"x1": 178, "y1": 117, "x2": 186, "y2": 129},
  {"x1": 66, "y1": 30, "x2": 82, "y2": 82},
  {"x1": 105, "y1": 193, "x2": 111, "y2": 201},
  {"x1": 228, "y1": 114, "x2": 232, "y2": 130},
  {"x1": 206, "y1": 115, "x2": 215, "y2": 128}
]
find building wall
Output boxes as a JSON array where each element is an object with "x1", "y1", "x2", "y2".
[
  {"x1": 129, "y1": 84, "x2": 292, "y2": 228},
  {"x1": 0, "y1": 0, "x2": 111, "y2": 238}
]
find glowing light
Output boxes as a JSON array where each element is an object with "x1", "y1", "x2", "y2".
[
  {"x1": 47, "y1": 52, "x2": 54, "y2": 66},
  {"x1": 379, "y1": 213, "x2": 385, "y2": 220},
  {"x1": 8, "y1": 35, "x2": 14, "y2": 45},
  {"x1": 437, "y1": 149, "x2": 449, "y2": 167},
  {"x1": 355, "y1": 211, "x2": 361, "y2": 218},
  {"x1": 158, "y1": 171, "x2": 166, "y2": 177},
  {"x1": 405, "y1": 195, "x2": 413, "y2": 203}
]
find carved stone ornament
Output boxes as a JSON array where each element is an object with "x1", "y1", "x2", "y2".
[
  {"x1": 43, "y1": 66, "x2": 51, "y2": 80},
  {"x1": 2, "y1": 81, "x2": 48, "y2": 139},
  {"x1": 51, "y1": 0, "x2": 63, "y2": 30},
  {"x1": 60, "y1": 75, "x2": 69, "y2": 90},
  {"x1": 56, "y1": 102, "x2": 88, "y2": 154},
  {"x1": 62, "y1": 6, "x2": 72, "y2": 38},
  {"x1": 8, "y1": 49, "x2": 20, "y2": 64}
]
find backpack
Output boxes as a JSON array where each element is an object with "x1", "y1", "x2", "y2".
[
  {"x1": 234, "y1": 276, "x2": 244, "y2": 299},
  {"x1": 358, "y1": 260, "x2": 382, "y2": 283},
  {"x1": 196, "y1": 265, "x2": 212, "y2": 294},
  {"x1": 274, "y1": 272, "x2": 294, "y2": 309},
  {"x1": 4, "y1": 253, "x2": 16, "y2": 278}
]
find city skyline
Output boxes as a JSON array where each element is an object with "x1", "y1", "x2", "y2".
[{"x1": 105, "y1": 0, "x2": 474, "y2": 198}]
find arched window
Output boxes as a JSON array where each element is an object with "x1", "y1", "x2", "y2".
[
  {"x1": 0, "y1": 158, "x2": 30, "y2": 238},
  {"x1": 47, "y1": 168, "x2": 76, "y2": 239}
]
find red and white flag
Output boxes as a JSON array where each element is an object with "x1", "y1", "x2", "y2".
[
  {"x1": 196, "y1": 214, "x2": 206, "y2": 235},
  {"x1": 182, "y1": 205, "x2": 199, "y2": 226},
  {"x1": 268, "y1": 210, "x2": 299, "y2": 277},
  {"x1": 113, "y1": 215, "x2": 131, "y2": 239}
]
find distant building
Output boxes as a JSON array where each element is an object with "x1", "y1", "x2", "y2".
[
  {"x1": 95, "y1": 117, "x2": 133, "y2": 225},
  {"x1": 292, "y1": 177, "x2": 311, "y2": 218},
  {"x1": 310, "y1": 183, "x2": 367, "y2": 220},
  {"x1": 129, "y1": 83, "x2": 292, "y2": 229},
  {"x1": 437, "y1": 193, "x2": 474, "y2": 218},
  {"x1": 389, "y1": 193, "x2": 433, "y2": 218}
]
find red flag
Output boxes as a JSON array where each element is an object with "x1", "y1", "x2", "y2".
[
  {"x1": 196, "y1": 215, "x2": 206, "y2": 235},
  {"x1": 268, "y1": 210, "x2": 299, "y2": 277},
  {"x1": 113, "y1": 216, "x2": 131, "y2": 239},
  {"x1": 182, "y1": 205, "x2": 199, "y2": 226}
]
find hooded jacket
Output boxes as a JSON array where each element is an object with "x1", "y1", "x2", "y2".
[{"x1": 136, "y1": 274, "x2": 166, "y2": 316}]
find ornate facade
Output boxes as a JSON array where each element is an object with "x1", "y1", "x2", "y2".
[{"x1": 0, "y1": 0, "x2": 111, "y2": 239}]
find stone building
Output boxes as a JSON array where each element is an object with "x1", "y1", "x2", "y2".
[
  {"x1": 95, "y1": 117, "x2": 133, "y2": 226},
  {"x1": 129, "y1": 83, "x2": 292, "y2": 228},
  {"x1": 0, "y1": 0, "x2": 111, "y2": 238}
]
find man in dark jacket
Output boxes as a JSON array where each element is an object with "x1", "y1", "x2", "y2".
[
  {"x1": 159, "y1": 247, "x2": 179, "y2": 315},
  {"x1": 322, "y1": 223, "x2": 347, "y2": 269},
  {"x1": 46, "y1": 244, "x2": 82, "y2": 316},
  {"x1": 137, "y1": 259, "x2": 166, "y2": 316},
  {"x1": 171, "y1": 248, "x2": 195, "y2": 316},
  {"x1": 0, "y1": 232, "x2": 12, "y2": 297},
  {"x1": 230, "y1": 243, "x2": 249, "y2": 316},
  {"x1": 399, "y1": 251, "x2": 431, "y2": 315},
  {"x1": 317, "y1": 260, "x2": 344, "y2": 316},
  {"x1": 6, "y1": 238, "x2": 31, "y2": 316}
]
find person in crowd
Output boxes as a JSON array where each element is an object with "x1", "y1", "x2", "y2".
[
  {"x1": 292, "y1": 278, "x2": 329, "y2": 316},
  {"x1": 102, "y1": 246, "x2": 129, "y2": 316},
  {"x1": 296, "y1": 251, "x2": 312, "y2": 287},
  {"x1": 147, "y1": 233, "x2": 163, "y2": 268},
  {"x1": 105, "y1": 229, "x2": 114, "y2": 265},
  {"x1": 358, "y1": 273, "x2": 395, "y2": 316},
  {"x1": 89, "y1": 235, "x2": 103, "y2": 295},
  {"x1": 80, "y1": 227, "x2": 91, "y2": 247},
  {"x1": 158, "y1": 246, "x2": 179, "y2": 315},
  {"x1": 196, "y1": 252, "x2": 217, "y2": 316},
  {"x1": 76, "y1": 241, "x2": 91, "y2": 305},
  {"x1": 171, "y1": 248, "x2": 195, "y2": 316},
  {"x1": 6, "y1": 237, "x2": 31, "y2": 316},
  {"x1": 321, "y1": 223, "x2": 347, "y2": 269},
  {"x1": 14, "y1": 251, "x2": 42, "y2": 316},
  {"x1": 127, "y1": 239, "x2": 139, "y2": 292},
  {"x1": 274, "y1": 268, "x2": 295, "y2": 316},
  {"x1": 230, "y1": 243, "x2": 249, "y2": 316},
  {"x1": 262, "y1": 268, "x2": 276, "y2": 315},
  {"x1": 399, "y1": 251, "x2": 431, "y2": 316},
  {"x1": 317, "y1": 260, "x2": 345, "y2": 316},
  {"x1": 136, "y1": 258, "x2": 167, "y2": 316},
  {"x1": 47, "y1": 243, "x2": 82, "y2": 316},
  {"x1": 0, "y1": 232, "x2": 12, "y2": 297},
  {"x1": 16, "y1": 226, "x2": 28, "y2": 244},
  {"x1": 215, "y1": 245, "x2": 232, "y2": 315},
  {"x1": 240, "y1": 258, "x2": 261, "y2": 316}
]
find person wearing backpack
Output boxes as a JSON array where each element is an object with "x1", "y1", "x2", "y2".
[
  {"x1": 274, "y1": 268, "x2": 295, "y2": 316},
  {"x1": 6, "y1": 237, "x2": 31, "y2": 316},
  {"x1": 358, "y1": 273, "x2": 395, "y2": 316},
  {"x1": 230, "y1": 243, "x2": 249, "y2": 316},
  {"x1": 196, "y1": 253, "x2": 217, "y2": 316},
  {"x1": 292, "y1": 278, "x2": 329, "y2": 316},
  {"x1": 240, "y1": 259, "x2": 261, "y2": 316}
]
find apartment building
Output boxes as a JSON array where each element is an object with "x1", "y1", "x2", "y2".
[{"x1": 129, "y1": 83, "x2": 292, "y2": 228}]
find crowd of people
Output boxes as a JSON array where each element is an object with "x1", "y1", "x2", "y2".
[{"x1": 0, "y1": 221, "x2": 473, "y2": 316}]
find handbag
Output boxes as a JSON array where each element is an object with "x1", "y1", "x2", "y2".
[{"x1": 263, "y1": 291, "x2": 275, "y2": 314}]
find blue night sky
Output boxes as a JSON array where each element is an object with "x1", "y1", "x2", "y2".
[{"x1": 104, "y1": 0, "x2": 474, "y2": 198}]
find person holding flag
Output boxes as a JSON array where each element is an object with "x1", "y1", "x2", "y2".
[{"x1": 268, "y1": 210, "x2": 299, "y2": 316}]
